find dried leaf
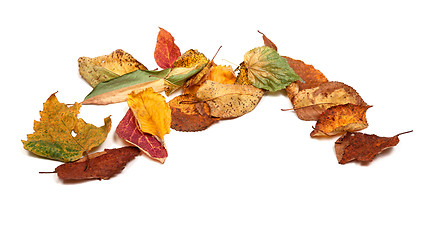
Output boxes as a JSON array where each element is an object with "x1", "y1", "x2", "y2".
[
  {"x1": 164, "y1": 63, "x2": 207, "y2": 95},
  {"x1": 116, "y1": 109, "x2": 168, "y2": 163},
  {"x1": 196, "y1": 80, "x2": 264, "y2": 119},
  {"x1": 54, "y1": 146, "x2": 141, "y2": 180},
  {"x1": 22, "y1": 93, "x2": 111, "y2": 162},
  {"x1": 127, "y1": 88, "x2": 171, "y2": 141},
  {"x1": 335, "y1": 131, "x2": 412, "y2": 164},
  {"x1": 244, "y1": 46, "x2": 301, "y2": 91},
  {"x1": 258, "y1": 30, "x2": 277, "y2": 51},
  {"x1": 291, "y1": 81, "x2": 366, "y2": 121},
  {"x1": 311, "y1": 103, "x2": 371, "y2": 137},
  {"x1": 173, "y1": 49, "x2": 209, "y2": 68},
  {"x1": 83, "y1": 69, "x2": 170, "y2": 105},
  {"x1": 78, "y1": 49, "x2": 147, "y2": 88},
  {"x1": 169, "y1": 94, "x2": 218, "y2": 132},
  {"x1": 207, "y1": 65, "x2": 237, "y2": 85},
  {"x1": 154, "y1": 27, "x2": 181, "y2": 69},
  {"x1": 235, "y1": 62, "x2": 251, "y2": 85},
  {"x1": 284, "y1": 56, "x2": 328, "y2": 100}
]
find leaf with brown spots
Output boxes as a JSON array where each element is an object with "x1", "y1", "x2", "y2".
[
  {"x1": 53, "y1": 146, "x2": 141, "y2": 181},
  {"x1": 290, "y1": 81, "x2": 367, "y2": 121},
  {"x1": 335, "y1": 131, "x2": 412, "y2": 164},
  {"x1": 116, "y1": 109, "x2": 168, "y2": 163},
  {"x1": 154, "y1": 27, "x2": 181, "y2": 69},
  {"x1": 311, "y1": 103, "x2": 371, "y2": 137},
  {"x1": 169, "y1": 94, "x2": 218, "y2": 132}
]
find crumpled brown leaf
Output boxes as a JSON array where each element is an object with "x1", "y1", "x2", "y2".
[
  {"x1": 54, "y1": 146, "x2": 141, "y2": 181},
  {"x1": 311, "y1": 103, "x2": 371, "y2": 137},
  {"x1": 335, "y1": 131, "x2": 412, "y2": 164}
]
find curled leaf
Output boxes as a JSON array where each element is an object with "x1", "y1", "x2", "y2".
[
  {"x1": 244, "y1": 46, "x2": 301, "y2": 91},
  {"x1": 116, "y1": 109, "x2": 168, "y2": 163},
  {"x1": 258, "y1": 30, "x2": 278, "y2": 51},
  {"x1": 127, "y1": 88, "x2": 171, "y2": 141},
  {"x1": 22, "y1": 93, "x2": 111, "y2": 162},
  {"x1": 311, "y1": 103, "x2": 371, "y2": 137},
  {"x1": 154, "y1": 27, "x2": 181, "y2": 69},
  {"x1": 78, "y1": 49, "x2": 147, "y2": 88},
  {"x1": 235, "y1": 62, "x2": 251, "y2": 85}
]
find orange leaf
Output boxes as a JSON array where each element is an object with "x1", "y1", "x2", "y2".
[{"x1": 154, "y1": 27, "x2": 181, "y2": 69}]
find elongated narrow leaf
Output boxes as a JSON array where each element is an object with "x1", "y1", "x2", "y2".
[{"x1": 83, "y1": 69, "x2": 171, "y2": 105}]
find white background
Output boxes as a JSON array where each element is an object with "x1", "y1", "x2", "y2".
[{"x1": 2, "y1": 0, "x2": 425, "y2": 239}]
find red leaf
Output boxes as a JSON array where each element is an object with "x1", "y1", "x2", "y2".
[
  {"x1": 154, "y1": 27, "x2": 181, "y2": 69},
  {"x1": 116, "y1": 109, "x2": 168, "y2": 163}
]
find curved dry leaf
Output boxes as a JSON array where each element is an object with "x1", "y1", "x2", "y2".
[
  {"x1": 78, "y1": 49, "x2": 147, "y2": 88},
  {"x1": 196, "y1": 80, "x2": 264, "y2": 119},
  {"x1": 207, "y1": 65, "x2": 237, "y2": 85},
  {"x1": 311, "y1": 103, "x2": 371, "y2": 137},
  {"x1": 235, "y1": 62, "x2": 251, "y2": 85},
  {"x1": 292, "y1": 81, "x2": 367, "y2": 121}
]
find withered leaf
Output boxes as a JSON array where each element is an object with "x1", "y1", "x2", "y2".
[
  {"x1": 154, "y1": 27, "x2": 181, "y2": 69},
  {"x1": 258, "y1": 30, "x2": 278, "y2": 51},
  {"x1": 78, "y1": 49, "x2": 147, "y2": 88},
  {"x1": 291, "y1": 81, "x2": 367, "y2": 121},
  {"x1": 335, "y1": 131, "x2": 412, "y2": 164},
  {"x1": 169, "y1": 94, "x2": 218, "y2": 132},
  {"x1": 54, "y1": 146, "x2": 141, "y2": 181},
  {"x1": 235, "y1": 62, "x2": 251, "y2": 85},
  {"x1": 284, "y1": 56, "x2": 328, "y2": 100},
  {"x1": 196, "y1": 80, "x2": 264, "y2": 119},
  {"x1": 116, "y1": 109, "x2": 168, "y2": 163},
  {"x1": 311, "y1": 103, "x2": 371, "y2": 137}
]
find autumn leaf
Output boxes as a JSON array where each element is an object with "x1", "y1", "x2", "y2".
[
  {"x1": 290, "y1": 81, "x2": 367, "y2": 121},
  {"x1": 127, "y1": 88, "x2": 171, "y2": 141},
  {"x1": 169, "y1": 94, "x2": 218, "y2": 132},
  {"x1": 207, "y1": 65, "x2": 237, "y2": 85},
  {"x1": 83, "y1": 69, "x2": 171, "y2": 105},
  {"x1": 258, "y1": 30, "x2": 278, "y2": 51},
  {"x1": 244, "y1": 46, "x2": 301, "y2": 91},
  {"x1": 196, "y1": 80, "x2": 264, "y2": 119},
  {"x1": 53, "y1": 146, "x2": 141, "y2": 180},
  {"x1": 173, "y1": 49, "x2": 209, "y2": 68},
  {"x1": 311, "y1": 103, "x2": 371, "y2": 137},
  {"x1": 78, "y1": 49, "x2": 147, "y2": 88},
  {"x1": 22, "y1": 93, "x2": 111, "y2": 162},
  {"x1": 116, "y1": 109, "x2": 168, "y2": 163},
  {"x1": 154, "y1": 27, "x2": 181, "y2": 69},
  {"x1": 335, "y1": 131, "x2": 413, "y2": 164},
  {"x1": 283, "y1": 56, "x2": 329, "y2": 100},
  {"x1": 235, "y1": 62, "x2": 251, "y2": 85}
]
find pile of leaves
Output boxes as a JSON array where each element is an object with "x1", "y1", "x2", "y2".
[{"x1": 22, "y1": 28, "x2": 411, "y2": 181}]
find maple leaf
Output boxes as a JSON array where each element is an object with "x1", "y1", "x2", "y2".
[
  {"x1": 127, "y1": 88, "x2": 171, "y2": 141},
  {"x1": 116, "y1": 109, "x2": 168, "y2": 163},
  {"x1": 78, "y1": 49, "x2": 147, "y2": 88},
  {"x1": 154, "y1": 27, "x2": 181, "y2": 69},
  {"x1": 169, "y1": 94, "x2": 218, "y2": 132},
  {"x1": 310, "y1": 103, "x2": 371, "y2": 137},
  {"x1": 196, "y1": 80, "x2": 264, "y2": 119},
  {"x1": 22, "y1": 93, "x2": 111, "y2": 162},
  {"x1": 335, "y1": 131, "x2": 413, "y2": 164},
  {"x1": 289, "y1": 81, "x2": 367, "y2": 121},
  {"x1": 244, "y1": 46, "x2": 302, "y2": 91},
  {"x1": 53, "y1": 146, "x2": 141, "y2": 180}
]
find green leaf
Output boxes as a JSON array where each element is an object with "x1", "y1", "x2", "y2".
[
  {"x1": 164, "y1": 63, "x2": 207, "y2": 95},
  {"x1": 83, "y1": 69, "x2": 171, "y2": 105},
  {"x1": 244, "y1": 46, "x2": 302, "y2": 91}
]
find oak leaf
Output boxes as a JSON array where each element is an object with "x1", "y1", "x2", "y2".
[
  {"x1": 291, "y1": 81, "x2": 367, "y2": 121},
  {"x1": 78, "y1": 49, "x2": 147, "y2": 88},
  {"x1": 311, "y1": 103, "x2": 371, "y2": 137},
  {"x1": 335, "y1": 131, "x2": 412, "y2": 164},
  {"x1": 127, "y1": 88, "x2": 171, "y2": 141},
  {"x1": 169, "y1": 94, "x2": 218, "y2": 132},
  {"x1": 22, "y1": 93, "x2": 111, "y2": 162},
  {"x1": 154, "y1": 27, "x2": 181, "y2": 69},
  {"x1": 116, "y1": 109, "x2": 168, "y2": 163},
  {"x1": 196, "y1": 80, "x2": 264, "y2": 119},
  {"x1": 244, "y1": 46, "x2": 301, "y2": 91},
  {"x1": 54, "y1": 146, "x2": 141, "y2": 180}
]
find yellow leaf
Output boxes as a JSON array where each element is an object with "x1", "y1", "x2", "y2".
[
  {"x1": 207, "y1": 65, "x2": 236, "y2": 85},
  {"x1": 127, "y1": 88, "x2": 171, "y2": 141}
]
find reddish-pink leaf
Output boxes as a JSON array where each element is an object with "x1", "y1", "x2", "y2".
[
  {"x1": 116, "y1": 109, "x2": 168, "y2": 163},
  {"x1": 154, "y1": 27, "x2": 181, "y2": 69}
]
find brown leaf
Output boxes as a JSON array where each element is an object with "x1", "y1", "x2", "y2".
[
  {"x1": 291, "y1": 81, "x2": 367, "y2": 121},
  {"x1": 54, "y1": 146, "x2": 141, "y2": 181},
  {"x1": 116, "y1": 109, "x2": 168, "y2": 163},
  {"x1": 154, "y1": 27, "x2": 181, "y2": 69},
  {"x1": 335, "y1": 131, "x2": 412, "y2": 164},
  {"x1": 169, "y1": 94, "x2": 218, "y2": 132},
  {"x1": 283, "y1": 56, "x2": 328, "y2": 100},
  {"x1": 311, "y1": 103, "x2": 371, "y2": 137},
  {"x1": 258, "y1": 30, "x2": 278, "y2": 51}
]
